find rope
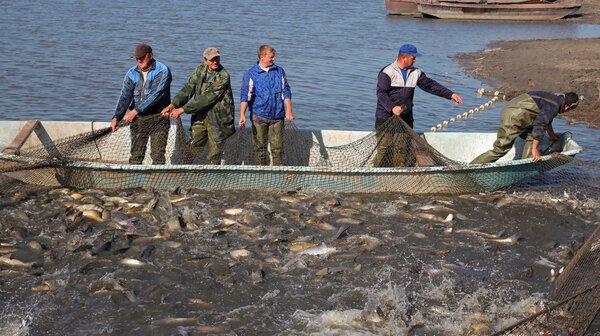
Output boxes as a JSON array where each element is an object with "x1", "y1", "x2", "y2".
[{"x1": 429, "y1": 89, "x2": 501, "y2": 132}]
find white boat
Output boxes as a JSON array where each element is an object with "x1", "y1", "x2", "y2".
[{"x1": 0, "y1": 120, "x2": 582, "y2": 194}]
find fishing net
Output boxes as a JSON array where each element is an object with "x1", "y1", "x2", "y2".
[
  {"x1": 492, "y1": 223, "x2": 600, "y2": 336},
  {"x1": 0, "y1": 113, "x2": 598, "y2": 195}
]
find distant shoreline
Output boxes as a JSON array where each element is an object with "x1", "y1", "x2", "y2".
[{"x1": 455, "y1": 37, "x2": 600, "y2": 128}]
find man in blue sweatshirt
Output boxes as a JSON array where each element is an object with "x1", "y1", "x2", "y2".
[{"x1": 239, "y1": 45, "x2": 293, "y2": 166}]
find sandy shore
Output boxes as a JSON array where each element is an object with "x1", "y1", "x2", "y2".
[{"x1": 455, "y1": 1, "x2": 600, "y2": 128}]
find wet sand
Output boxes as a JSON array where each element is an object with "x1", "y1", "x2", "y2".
[{"x1": 456, "y1": 0, "x2": 600, "y2": 128}]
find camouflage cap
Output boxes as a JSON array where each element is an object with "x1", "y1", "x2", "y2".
[{"x1": 203, "y1": 47, "x2": 220, "y2": 60}]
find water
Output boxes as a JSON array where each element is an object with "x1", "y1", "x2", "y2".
[{"x1": 1, "y1": 1, "x2": 600, "y2": 335}]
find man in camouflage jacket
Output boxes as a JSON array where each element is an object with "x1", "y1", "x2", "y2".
[{"x1": 162, "y1": 48, "x2": 235, "y2": 164}]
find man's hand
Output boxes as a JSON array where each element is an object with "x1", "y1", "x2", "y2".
[
  {"x1": 110, "y1": 118, "x2": 119, "y2": 132},
  {"x1": 123, "y1": 109, "x2": 138, "y2": 123},
  {"x1": 161, "y1": 104, "x2": 174, "y2": 117},
  {"x1": 285, "y1": 109, "x2": 294, "y2": 121},
  {"x1": 451, "y1": 93, "x2": 463, "y2": 105},
  {"x1": 170, "y1": 108, "x2": 185, "y2": 118},
  {"x1": 392, "y1": 105, "x2": 403, "y2": 116},
  {"x1": 239, "y1": 115, "x2": 246, "y2": 127},
  {"x1": 549, "y1": 134, "x2": 559, "y2": 142},
  {"x1": 532, "y1": 148, "x2": 542, "y2": 162}
]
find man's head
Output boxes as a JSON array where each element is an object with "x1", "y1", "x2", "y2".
[
  {"x1": 563, "y1": 92, "x2": 579, "y2": 112},
  {"x1": 203, "y1": 47, "x2": 221, "y2": 71},
  {"x1": 131, "y1": 43, "x2": 153, "y2": 71},
  {"x1": 397, "y1": 44, "x2": 421, "y2": 70},
  {"x1": 257, "y1": 45, "x2": 276, "y2": 68}
]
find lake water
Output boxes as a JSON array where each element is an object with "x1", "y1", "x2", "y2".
[{"x1": 1, "y1": 1, "x2": 600, "y2": 335}]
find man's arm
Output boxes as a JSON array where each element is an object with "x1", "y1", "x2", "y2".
[
  {"x1": 239, "y1": 101, "x2": 248, "y2": 126},
  {"x1": 180, "y1": 71, "x2": 230, "y2": 115},
  {"x1": 416, "y1": 72, "x2": 461, "y2": 104},
  {"x1": 172, "y1": 66, "x2": 201, "y2": 110},
  {"x1": 112, "y1": 71, "x2": 135, "y2": 131},
  {"x1": 376, "y1": 71, "x2": 400, "y2": 113}
]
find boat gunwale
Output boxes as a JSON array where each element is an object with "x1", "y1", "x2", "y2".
[{"x1": 0, "y1": 148, "x2": 582, "y2": 174}]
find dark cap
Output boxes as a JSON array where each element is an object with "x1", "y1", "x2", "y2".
[
  {"x1": 131, "y1": 44, "x2": 152, "y2": 58},
  {"x1": 398, "y1": 44, "x2": 422, "y2": 57},
  {"x1": 564, "y1": 92, "x2": 579, "y2": 109}
]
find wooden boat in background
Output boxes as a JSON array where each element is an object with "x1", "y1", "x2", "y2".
[
  {"x1": 417, "y1": 0, "x2": 582, "y2": 20},
  {"x1": 385, "y1": 0, "x2": 420, "y2": 15}
]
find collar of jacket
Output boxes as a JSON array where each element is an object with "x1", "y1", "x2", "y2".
[
  {"x1": 391, "y1": 60, "x2": 416, "y2": 75},
  {"x1": 254, "y1": 61, "x2": 277, "y2": 73},
  {"x1": 136, "y1": 59, "x2": 156, "y2": 73}
]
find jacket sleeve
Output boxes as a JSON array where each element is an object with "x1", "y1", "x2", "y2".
[
  {"x1": 532, "y1": 104, "x2": 559, "y2": 140},
  {"x1": 281, "y1": 68, "x2": 292, "y2": 100},
  {"x1": 136, "y1": 66, "x2": 172, "y2": 116},
  {"x1": 113, "y1": 71, "x2": 134, "y2": 121},
  {"x1": 376, "y1": 71, "x2": 394, "y2": 113},
  {"x1": 183, "y1": 71, "x2": 231, "y2": 115},
  {"x1": 416, "y1": 72, "x2": 453, "y2": 100},
  {"x1": 172, "y1": 67, "x2": 201, "y2": 109},
  {"x1": 240, "y1": 70, "x2": 253, "y2": 104}
]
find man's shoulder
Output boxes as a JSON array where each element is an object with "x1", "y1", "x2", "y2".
[{"x1": 153, "y1": 60, "x2": 170, "y2": 72}]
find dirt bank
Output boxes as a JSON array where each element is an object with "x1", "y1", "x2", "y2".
[
  {"x1": 456, "y1": 37, "x2": 600, "y2": 128},
  {"x1": 564, "y1": 0, "x2": 600, "y2": 24}
]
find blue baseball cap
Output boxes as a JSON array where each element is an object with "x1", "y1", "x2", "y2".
[{"x1": 399, "y1": 44, "x2": 422, "y2": 57}]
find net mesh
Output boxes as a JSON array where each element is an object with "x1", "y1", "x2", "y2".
[
  {"x1": 1, "y1": 114, "x2": 596, "y2": 195},
  {"x1": 1, "y1": 114, "x2": 600, "y2": 332}
]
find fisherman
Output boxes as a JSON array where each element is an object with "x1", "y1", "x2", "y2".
[
  {"x1": 112, "y1": 43, "x2": 172, "y2": 164},
  {"x1": 161, "y1": 47, "x2": 235, "y2": 164},
  {"x1": 470, "y1": 91, "x2": 579, "y2": 164},
  {"x1": 375, "y1": 44, "x2": 463, "y2": 167},
  {"x1": 239, "y1": 45, "x2": 294, "y2": 166}
]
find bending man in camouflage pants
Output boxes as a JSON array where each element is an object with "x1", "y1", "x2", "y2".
[
  {"x1": 162, "y1": 47, "x2": 235, "y2": 164},
  {"x1": 471, "y1": 91, "x2": 579, "y2": 164}
]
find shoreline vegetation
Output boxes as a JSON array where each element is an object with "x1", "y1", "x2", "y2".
[{"x1": 456, "y1": 0, "x2": 600, "y2": 128}]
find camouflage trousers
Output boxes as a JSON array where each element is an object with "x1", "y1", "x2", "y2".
[
  {"x1": 129, "y1": 114, "x2": 170, "y2": 165},
  {"x1": 471, "y1": 94, "x2": 538, "y2": 164},
  {"x1": 374, "y1": 118, "x2": 416, "y2": 167},
  {"x1": 184, "y1": 117, "x2": 224, "y2": 165},
  {"x1": 251, "y1": 115, "x2": 284, "y2": 166},
  {"x1": 375, "y1": 131, "x2": 417, "y2": 167}
]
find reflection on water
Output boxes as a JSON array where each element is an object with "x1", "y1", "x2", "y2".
[{"x1": 0, "y1": 185, "x2": 598, "y2": 335}]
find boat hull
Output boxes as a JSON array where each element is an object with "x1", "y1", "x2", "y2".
[
  {"x1": 0, "y1": 121, "x2": 582, "y2": 194},
  {"x1": 417, "y1": 1, "x2": 581, "y2": 20},
  {"x1": 385, "y1": 0, "x2": 420, "y2": 15}
]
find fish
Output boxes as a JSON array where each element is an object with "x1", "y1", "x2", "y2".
[
  {"x1": 454, "y1": 228, "x2": 503, "y2": 239},
  {"x1": 0, "y1": 256, "x2": 35, "y2": 268},
  {"x1": 416, "y1": 213, "x2": 444, "y2": 221},
  {"x1": 154, "y1": 317, "x2": 198, "y2": 326},
  {"x1": 297, "y1": 243, "x2": 336, "y2": 256},
  {"x1": 230, "y1": 249, "x2": 252, "y2": 258},
  {"x1": 306, "y1": 218, "x2": 337, "y2": 231},
  {"x1": 104, "y1": 196, "x2": 128, "y2": 204},
  {"x1": 69, "y1": 192, "x2": 84, "y2": 200},
  {"x1": 279, "y1": 195, "x2": 300, "y2": 203},
  {"x1": 535, "y1": 256, "x2": 558, "y2": 269},
  {"x1": 288, "y1": 242, "x2": 317, "y2": 252},
  {"x1": 189, "y1": 298, "x2": 213, "y2": 309},
  {"x1": 224, "y1": 208, "x2": 244, "y2": 215},
  {"x1": 120, "y1": 258, "x2": 146, "y2": 267},
  {"x1": 487, "y1": 234, "x2": 522, "y2": 245},
  {"x1": 82, "y1": 210, "x2": 103, "y2": 222},
  {"x1": 335, "y1": 217, "x2": 362, "y2": 225}
]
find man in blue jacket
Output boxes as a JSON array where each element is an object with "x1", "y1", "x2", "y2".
[
  {"x1": 471, "y1": 91, "x2": 579, "y2": 164},
  {"x1": 239, "y1": 45, "x2": 294, "y2": 166},
  {"x1": 112, "y1": 43, "x2": 171, "y2": 164},
  {"x1": 375, "y1": 44, "x2": 463, "y2": 167}
]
